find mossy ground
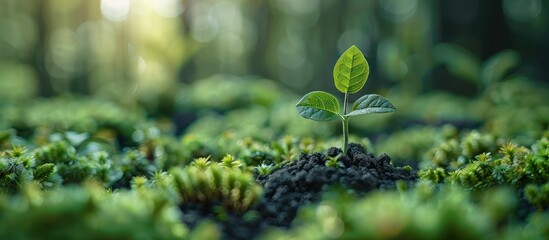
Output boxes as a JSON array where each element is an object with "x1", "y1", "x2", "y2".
[{"x1": 0, "y1": 77, "x2": 548, "y2": 239}]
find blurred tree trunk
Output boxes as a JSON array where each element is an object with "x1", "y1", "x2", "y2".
[
  {"x1": 478, "y1": 0, "x2": 512, "y2": 59},
  {"x1": 315, "y1": 0, "x2": 348, "y2": 91},
  {"x1": 177, "y1": 0, "x2": 196, "y2": 84},
  {"x1": 71, "y1": 0, "x2": 91, "y2": 95},
  {"x1": 34, "y1": 0, "x2": 54, "y2": 97},
  {"x1": 439, "y1": 0, "x2": 511, "y2": 58},
  {"x1": 249, "y1": 1, "x2": 271, "y2": 77}
]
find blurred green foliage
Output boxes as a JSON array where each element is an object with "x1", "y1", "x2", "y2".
[
  {"x1": 265, "y1": 184, "x2": 548, "y2": 240},
  {"x1": 416, "y1": 137, "x2": 549, "y2": 212},
  {"x1": 0, "y1": 0, "x2": 549, "y2": 239},
  {"x1": 1, "y1": 0, "x2": 548, "y2": 100},
  {"x1": 0, "y1": 183, "x2": 195, "y2": 240}
]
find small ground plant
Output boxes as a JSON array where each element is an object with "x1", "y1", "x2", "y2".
[{"x1": 296, "y1": 45, "x2": 396, "y2": 153}]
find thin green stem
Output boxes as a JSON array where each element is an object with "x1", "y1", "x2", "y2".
[
  {"x1": 342, "y1": 117, "x2": 349, "y2": 154},
  {"x1": 342, "y1": 92, "x2": 349, "y2": 154},
  {"x1": 343, "y1": 92, "x2": 349, "y2": 114}
]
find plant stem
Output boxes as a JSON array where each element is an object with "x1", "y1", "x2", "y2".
[
  {"x1": 343, "y1": 92, "x2": 349, "y2": 114},
  {"x1": 342, "y1": 92, "x2": 349, "y2": 154},
  {"x1": 342, "y1": 117, "x2": 349, "y2": 154}
]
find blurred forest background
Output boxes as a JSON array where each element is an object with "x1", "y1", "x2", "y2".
[{"x1": 1, "y1": 0, "x2": 548, "y2": 111}]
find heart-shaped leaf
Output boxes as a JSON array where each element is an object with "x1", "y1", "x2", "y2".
[
  {"x1": 333, "y1": 45, "x2": 369, "y2": 94},
  {"x1": 296, "y1": 91, "x2": 341, "y2": 121},
  {"x1": 346, "y1": 94, "x2": 396, "y2": 117}
]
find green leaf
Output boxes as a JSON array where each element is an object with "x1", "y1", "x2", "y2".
[
  {"x1": 296, "y1": 91, "x2": 341, "y2": 121},
  {"x1": 333, "y1": 45, "x2": 369, "y2": 94},
  {"x1": 481, "y1": 50, "x2": 520, "y2": 86},
  {"x1": 346, "y1": 94, "x2": 396, "y2": 117}
]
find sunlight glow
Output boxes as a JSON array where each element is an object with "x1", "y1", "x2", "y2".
[
  {"x1": 153, "y1": 0, "x2": 184, "y2": 18},
  {"x1": 101, "y1": 0, "x2": 131, "y2": 22}
]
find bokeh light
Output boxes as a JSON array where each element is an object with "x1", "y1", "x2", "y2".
[
  {"x1": 101, "y1": 0, "x2": 131, "y2": 22},
  {"x1": 380, "y1": 0, "x2": 418, "y2": 22},
  {"x1": 504, "y1": 0, "x2": 542, "y2": 22},
  {"x1": 0, "y1": 0, "x2": 547, "y2": 99}
]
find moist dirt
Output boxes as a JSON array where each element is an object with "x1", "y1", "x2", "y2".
[{"x1": 180, "y1": 143, "x2": 418, "y2": 239}]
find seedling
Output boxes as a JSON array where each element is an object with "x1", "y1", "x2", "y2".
[
  {"x1": 296, "y1": 45, "x2": 396, "y2": 154},
  {"x1": 219, "y1": 154, "x2": 243, "y2": 169},
  {"x1": 255, "y1": 164, "x2": 274, "y2": 175},
  {"x1": 191, "y1": 156, "x2": 211, "y2": 169},
  {"x1": 325, "y1": 154, "x2": 344, "y2": 168}
]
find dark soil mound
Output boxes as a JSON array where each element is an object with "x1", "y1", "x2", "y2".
[
  {"x1": 180, "y1": 143, "x2": 418, "y2": 239},
  {"x1": 256, "y1": 143, "x2": 417, "y2": 228}
]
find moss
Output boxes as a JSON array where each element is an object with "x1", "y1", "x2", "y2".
[
  {"x1": 7, "y1": 98, "x2": 145, "y2": 144},
  {"x1": 524, "y1": 138, "x2": 549, "y2": 184},
  {"x1": 0, "y1": 146, "x2": 55, "y2": 194},
  {"x1": 525, "y1": 183, "x2": 549, "y2": 211},
  {"x1": 445, "y1": 138, "x2": 548, "y2": 191},
  {"x1": 376, "y1": 125, "x2": 456, "y2": 165},
  {"x1": 33, "y1": 163, "x2": 55, "y2": 182},
  {"x1": 419, "y1": 167, "x2": 447, "y2": 184},
  {"x1": 424, "y1": 130, "x2": 498, "y2": 170},
  {"x1": 111, "y1": 150, "x2": 156, "y2": 189},
  {"x1": 0, "y1": 183, "x2": 193, "y2": 240},
  {"x1": 170, "y1": 165, "x2": 262, "y2": 212},
  {"x1": 265, "y1": 185, "x2": 533, "y2": 240},
  {"x1": 0, "y1": 155, "x2": 33, "y2": 194},
  {"x1": 33, "y1": 141, "x2": 122, "y2": 186},
  {"x1": 483, "y1": 79, "x2": 549, "y2": 146},
  {"x1": 0, "y1": 78, "x2": 545, "y2": 238},
  {"x1": 219, "y1": 154, "x2": 243, "y2": 169}
]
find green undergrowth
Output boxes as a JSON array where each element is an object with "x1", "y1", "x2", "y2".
[
  {"x1": 419, "y1": 137, "x2": 549, "y2": 210},
  {"x1": 171, "y1": 163, "x2": 262, "y2": 212},
  {"x1": 265, "y1": 183, "x2": 549, "y2": 240},
  {"x1": 0, "y1": 146, "x2": 55, "y2": 194},
  {"x1": 420, "y1": 138, "x2": 549, "y2": 187},
  {"x1": 2, "y1": 98, "x2": 145, "y2": 144},
  {"x1": 0, "y1": 131, "x2": 547, "y2": 239},
  {"x1": 0, "y1": 182, "x2": 215, "y2": 240},
  {"x1": 0, "y1": 74, "x2": 548, "y2": 239}
]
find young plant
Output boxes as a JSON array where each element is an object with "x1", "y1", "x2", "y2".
[
  {"x1": 255, "y1": 164, "x2": 274, "y2": 175},
  {"x1": 325, "y1": 154, "x2": 344, "y2": 168},
  {"x1": 296, "y1": 45, "x2": 396, "y2": 153},
  {"x1": 219, "y1": 154, "x2": 243, "y2": 169}
]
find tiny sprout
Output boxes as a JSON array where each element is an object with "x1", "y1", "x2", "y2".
[
  {"x1": 299, "y1": 137, "x2": 315, "y2": 154},
  {"x1": 191, "y1": 156, "x2": 211, "y2": 169},
  {"x1": 500, "y1": 142, "x2": 528, "y2": 162},
  {"x1": 238, "y1": 137, "x2": 254, "y2": 148},
  {"x1": 275, "y1": 137, "x2": 298, "y2": 162},
  {"x1": 475, "y1": 152, "x2": 492, "y2": 162},
  {"x1": 296, "y1": 45, "x2": 396, "y2": 154},
  {"x1": 255, "y1": 164, "x2": 274, "y2": 175},
  {"x1": 131, "y1": 176, "x2": 149, "y2": 189},
  {"x1": 281, "y1": 136, "x2": 296, "y2": 150},
  {"x1": 151, "y1": 171, "x2": 172, "y2": 188},
  {"x1": 220, "y1": 154, "x2": 242, "y2": 169},
  {"x1": 325, "y1": 154, "x2": 344, "y2": 168},
  {"x1": 418, "y1": 167, "x2": 447, "y2": 184},
  {"x1": 8, "y1": 145, "x2": 26, "y2": 158}
]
